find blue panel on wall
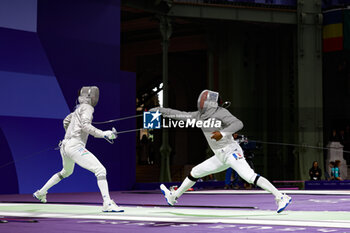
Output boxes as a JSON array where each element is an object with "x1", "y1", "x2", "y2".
[
  {"x1": 0, "y1": 0, "x2": 136, "y2": 194},
  {"x1": 118, "y1": 71, "x2": 136, "y2": 190},
  {"x1": 37, "y1": 37, "x2": 121, "y2": 87},
  {"x1": 0, "y1": 71, "x2": 70, "y2": 119},
  {"x1": 0, "y1": 117, "x2": 64, "y2": 194},
  {"x1": 0, "y1": 27, "x2": 54, "y2": 75},
  {"x1": 0, "y1": 116, "x2": 102, "y2": 194},
  {"x1": 0, "y1": 128, "x2": 19, "y2": 194},
  {"x1": 0, "y1": 0, "x2": 37, "y2": 32},
  {"x1": 37, "y1": 0, "x2": 120, "y2": 46},
  {"x1": 0, "y1": 76, "x2": 135, "y2": 194}
]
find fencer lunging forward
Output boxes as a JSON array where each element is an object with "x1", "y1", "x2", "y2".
[
  {"x1": 151, "y1": 90, "x2": 291, "y2": 213},
  {"x1": 33, "y1": 86, "x2": 123, "y2": 212}
]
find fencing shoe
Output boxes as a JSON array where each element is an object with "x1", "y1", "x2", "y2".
[
  {"x1": 102, "y1": 200, "x2": 124, "y2": 212},
  {"x1": 276, "y1": 194, "x2": 292, "y2": 213},
  {"x1": 160, "y1": 184, "x2": 177, "y2": 206},
  {"x1": 33, "y1": 190, "x2": 47, "y2": 203}
]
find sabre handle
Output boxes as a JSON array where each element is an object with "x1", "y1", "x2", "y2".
[{"x1": 104, "y1": 127, "x2": 118, "y2": 144}]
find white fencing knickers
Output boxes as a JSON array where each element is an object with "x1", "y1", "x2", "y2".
[
  {"x1": 172, "y1": 141, "x2": 283, "y2": 201},
  {"x1": 173, "y1": 141, "x2": 260, "y2": 199},
  {"x1": 58, "y1": 138, "x2": 107, "y2": 179},
  {"x1": 191, "y1": 142, "x2": 257, "y2": 184}
]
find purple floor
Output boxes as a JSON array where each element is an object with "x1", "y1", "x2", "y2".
[
  {"x1": 2, "y1": 218, "x2": 349, "y2": 233},
  {"x1": 1, "y1": 191, "x2": 350, "y2": 233},
  {"x1": 2, "y1": 190, "x2": 350, "y2": 211}
]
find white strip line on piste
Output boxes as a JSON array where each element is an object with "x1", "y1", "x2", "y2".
[
  {"x1": 0, "y1": 211, "x2": 350, "y2": 228},
  {"x1": 184, "y1": 190, "x2": 350, "y2": 195}
]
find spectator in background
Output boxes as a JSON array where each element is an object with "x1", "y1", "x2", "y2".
[
  {"x1": 334, "y1": 160, "x2": 343, "y2": 181},
  {"x1": 309, "y1": 161, "x2": 322, "y2": 180},
  {"x1": 344, "y1": 125, "x2": 350, "y2": 164},
  {"x1": 325, "y1": 161, "x2": 335, "y2": 180},
  {"x1": 224, "y1": 168, "x2": 240, "y2": 190},
  {"x1": 330, "y1": 161, "x2": 335, "y2": 179},
  {"x1": 330, "y1": 129, "x2": 340, "y2": 142}
]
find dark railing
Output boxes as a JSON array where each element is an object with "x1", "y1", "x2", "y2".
[
  {"x1": 323, "y1": 0, "x2": 350, "y2": 10},
  {"x1": 173, "y1": 0, "x2": 297, "y2": 8},
  {"x1": 174, "y1": 0, "x2": 350, "y2": 10}
]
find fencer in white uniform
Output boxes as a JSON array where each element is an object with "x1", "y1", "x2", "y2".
[
  {"x1": 151, "y1": 90, "x2": 291, "y2": 213},
  {"x1": 33, "y1": 86, "x2": 123, "y2": 212}
]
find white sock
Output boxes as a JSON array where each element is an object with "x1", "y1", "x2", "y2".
[
  {"x1": 174, "y1": 177, "x2": 195, "y2": 199},
  {"x1": 256, "y1": 176, "x2": 282, "y2": 199},
  {"x1": 97, "y1": 178, "x2": 111, "y2": 202},
  {"x1": 40, "y1": 173, "x2": 61, "y2": 193}
]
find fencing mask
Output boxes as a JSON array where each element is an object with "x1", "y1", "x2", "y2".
[
  {"x1": 197, "y1": 90, "x2": 219, "y2": 119},
  {"x1": 197, "y1": 90, "x2": 219, "y2": 112},
  {"x1": 79, "y1": 86, "x2": 100, "y2": 107}
]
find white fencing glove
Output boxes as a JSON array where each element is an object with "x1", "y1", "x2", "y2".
[
  {"x1": 103, "y1": 128, "x2": 117, "y2": 144},
  {"x1": 104, "y1": 130, "x2": 117, "y2": 140}
]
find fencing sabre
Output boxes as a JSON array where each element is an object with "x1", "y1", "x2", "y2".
[
  {"x1": 104, "y1": 127, "x2": 145, "y2": 144},
  {"x1": 93, "y1": 114, "x2": 143, "y2": 125}
]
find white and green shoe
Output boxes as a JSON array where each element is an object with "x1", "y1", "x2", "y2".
[{"x1": 33, "y1": 190, "x2": 47, "y2": 203}]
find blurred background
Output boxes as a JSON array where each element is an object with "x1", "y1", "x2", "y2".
[{"x1": 1, "y1": 0, "x2": 350, "y2": 194}]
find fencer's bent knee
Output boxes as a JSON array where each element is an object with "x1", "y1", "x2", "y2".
[
  {"x1": 57, "y1": 172, "x2": 64, "y2": 180},
  {"x1": 188, "y1": 173, "x2": 199, "y2": 182},
  {"x1": 58, "y1": 168, "x2": 73, "y2": 179},
  {"x1": 246, "y1": 173, "x2": 260, "y2": 185},
  {"x1": 188, "y1": 166, "x2": 202, "y2": 181},
  {"x1": 253, "y1": 174, "x2": 261, "y2": 186},
  {"x1": 95, "y1": 166, "x2": 106, "y2": 178},
  {"x1": 189, "y1": 167, "x2": 202, "y2": 180}
]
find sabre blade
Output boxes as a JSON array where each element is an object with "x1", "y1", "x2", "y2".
[
  {"x1": 93, "y1": 114, "x2": 143, "y2": 125},
  {"x1": 116, "y1": 128, "x2": 143, "y2": 135}
]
